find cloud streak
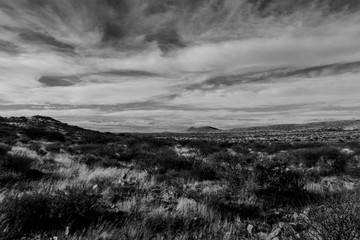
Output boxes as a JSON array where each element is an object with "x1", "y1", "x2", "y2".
[{"x1": 1, "y1": 0, "x2": 360, "y2": 131}]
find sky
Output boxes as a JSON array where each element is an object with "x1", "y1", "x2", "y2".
[{"x1": 1, "y1": 0, "x2": 360, "y2": 132}]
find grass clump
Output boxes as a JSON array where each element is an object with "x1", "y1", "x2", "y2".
[{"x1": 0, "y1": 185, "x2": 115, "y2": 239}]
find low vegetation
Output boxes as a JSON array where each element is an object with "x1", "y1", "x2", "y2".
[{"x1": 0, "y1": 116, "x2": 360, "y2": 239}]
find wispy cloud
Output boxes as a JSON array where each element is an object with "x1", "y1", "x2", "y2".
[{"x1": 1, "y1": 0, "x2": 360, "y2": 131}]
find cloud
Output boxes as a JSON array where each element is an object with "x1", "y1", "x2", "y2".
[
  {"x1": 39, "y1": 76, "x2": 81, "y2": 87},
  {"x1": 0, "y1": 39, "x2": 19, "y2": 54},
  {"x1": 18, "y1": 30, "x2": 75, "y2": 53},
  {"x1": 183, "y1": 61, "x2": 360, "y2": 91},
  {"x1": 38, "y1": 70, "x2": 161, "y2": 87},
  {"x1": 1, "y1": 0, "x2": 360, "y2": 131},
  {"x1": 170, "y1": 72, "x2": 360, "y2": 110}
]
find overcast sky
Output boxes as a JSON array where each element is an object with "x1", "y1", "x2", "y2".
[{"x1": 1, "y1": 0, "x2": 360, "y2": 132}]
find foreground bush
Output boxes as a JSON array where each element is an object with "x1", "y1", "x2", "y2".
[
  {"x1": 186, "y1": 188, "x2": 261, "y2": 220},
  {"x1": 255, "y1": 159, "x2": 305, "y2": 194},
  {"x1": 254, "y1": 157, "x2": 311, "y2": 208},
  {"x1": 0, "y1": 144, "x2": 11, "y2": 156},
  {"x1": 299, "y1": 190, "x2": 360, "y2": 240},
  {"x1": 135, "y1": 148, "x2": 192, "y2": 174},
  {"x1": 0, "y1": 185, "x2": 112, "y2": 239},
  {"x1": 45, "y1": 142, "x2": 62, "y2": 153},
  {"x1": 0, "y1": 125, "x2": 19, "y2": 144},
  {"x1": 0, "y1": 191, "x2": 52, "y2": 239},
  {"x1": 0, "y1": 154, "x2": 35, "y2": 173},
  {"x1": 293, "y1": 147, "x2": 349, "y2": 174},
  {"x1": 65, "y1": 218, "x2": 249, "y2": 240},
  {"x1": 211, "y1": 151, "x2": 252, "y2": 191},
  {"x1": 191, "y1": 160, "x2": 219, "y2": 181}
]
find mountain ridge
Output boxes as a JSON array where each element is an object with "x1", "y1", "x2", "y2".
[
  {"x1": 230, "y1": 120, "x2": 360, "y2": 132},
  {"x1": 186, "y1": 126, "x2": 222, "y2": 133},
  {"x1": 1, "y1": 116, "x2": 360, "y2": 134}
]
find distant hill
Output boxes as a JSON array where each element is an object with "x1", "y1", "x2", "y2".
[
  {"x1": 2, "y1": 115, "x2": 81, "y2": 133},
  {"x1": 230, "y1": 120, "x2": 360, "y2": 132},
  {"x1": 0, "y1": 115, "x2": 122, "y2": 145},
  {"x1": 187, "y1": 126, "x2": 222, "y2": 133},
  {"x1": 2, "y1": 116, "x2": 360, "y2": 136}
]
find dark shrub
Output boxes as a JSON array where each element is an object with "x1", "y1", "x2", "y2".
[
  {"x1": 255, "y1": 158, "x2": 305, "y2": 194},
  {"x1": 143, "y1": 213, "x2": 168, "y2": 233},
  {"x1": 254, "y1": 157, "x2": 309, "y2": 208},
  {"x1": 246, "y1": 142, "x2": 270, "y2": 153},
  {"x1": 24, "y1": 127, "x2": 65, "y2": 142},
  {"x1": 299, "y1": 190, "x2": 360, "y2": 240},
  {"x1": 23, "y1": 169, "x2": 46, "y2": 180},
  {"x1": 72, "y1": 144, "x2": 104, "y2": 155},
  {"x1": 179, "y1": 140, "x2": 222, "y2": 156},
  {"x1": 97, "y1": 158, "x2": 122, "y2": 168},
  {"x1": 80, "y1": 154, "x2": 120, "y2": 168},
  {"x1": 191, "y1": 160, "x2": 218, "y2": 181},
  {"x1": 0, "y1": 185, "x2": 110, "y2": 239},
  {"x1": 19, "y1": 136, "x2": 31, "y2": 144},
  {"x1": 345, "y1": 155, "x2": 360, "y2": 177},
  {"x1": 28, "y1": 141, "x2": 46, "y2": 156},
  {"x1": 143, "y1": 213, "x2": 207, "y2": 235},
  {"x1": 23, "y1": 127, "x2": 48, "y2": 140},
  {"x1": 0, "y1": 171, "x2": 21, "y2": 187},
  {"x1": 0, "y1": 154, "x2": 35, "y2": 173},
  {"x1": 155, "y1": 169, "x2": 192, "y2": 183},
  {"x1": 136, "y1": 148, "x2": 192, "y2": 174},
  {"x1": 0, "y1": 192, "x2": 53, "y2": 239},
  {"x1": 45, "y1": 142, "x2": 62, "y2": 153},
  {"x1": 103, "y1": 183, "x2": 139, "y2": 203},
  {"x1": 208, "y1": 151, "x2": 235, "y2": 164},
  {"x1": 294, "y1": 148, "x2": 324, "y2": 167},
  {"x1": 139, "y1": 136, "x2": 175, "y2": 148},
  {"x1": 79, "y1": 131, "x2": 117, "y2": 144},
  {"x1": 186, "y1": 188, "x2": 260, "y2": 220},
  {"x1": 293, "y1": 147, "x2": 348, "y2": 174},
  {"x1": 156, "y1": 158, "x2": 219, "y2": 182},
  {"x1": 117, "y1": 150, "x2": 135, "y2": 162},
  {"x1": 51, "y1": 185, "x2": 107, "y2": 231},
  {"x1": 0, "y1": 125, "x2": 18, "y2": 144},
  {"x1": 210, "y1": 152, "x2": 252, "y2": 190},
  {"x1": 45, "y1": 131, "x2": 66, "y2": 142},
  {"x1": 0, "y1": 143, "x2": 11, "y2": 156},
  {"x1": 211, "y1": 201, "x2": 261, "y2": 220},
  {"x1": 231, "y1": 144, "x2": 251, "y2": 154},
  {"x1": 79, "y1": 154, "x2": 105, "y2": 166},
  {"x1": 72, "y1": 143, "x2": 129, "y2": 161}
]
